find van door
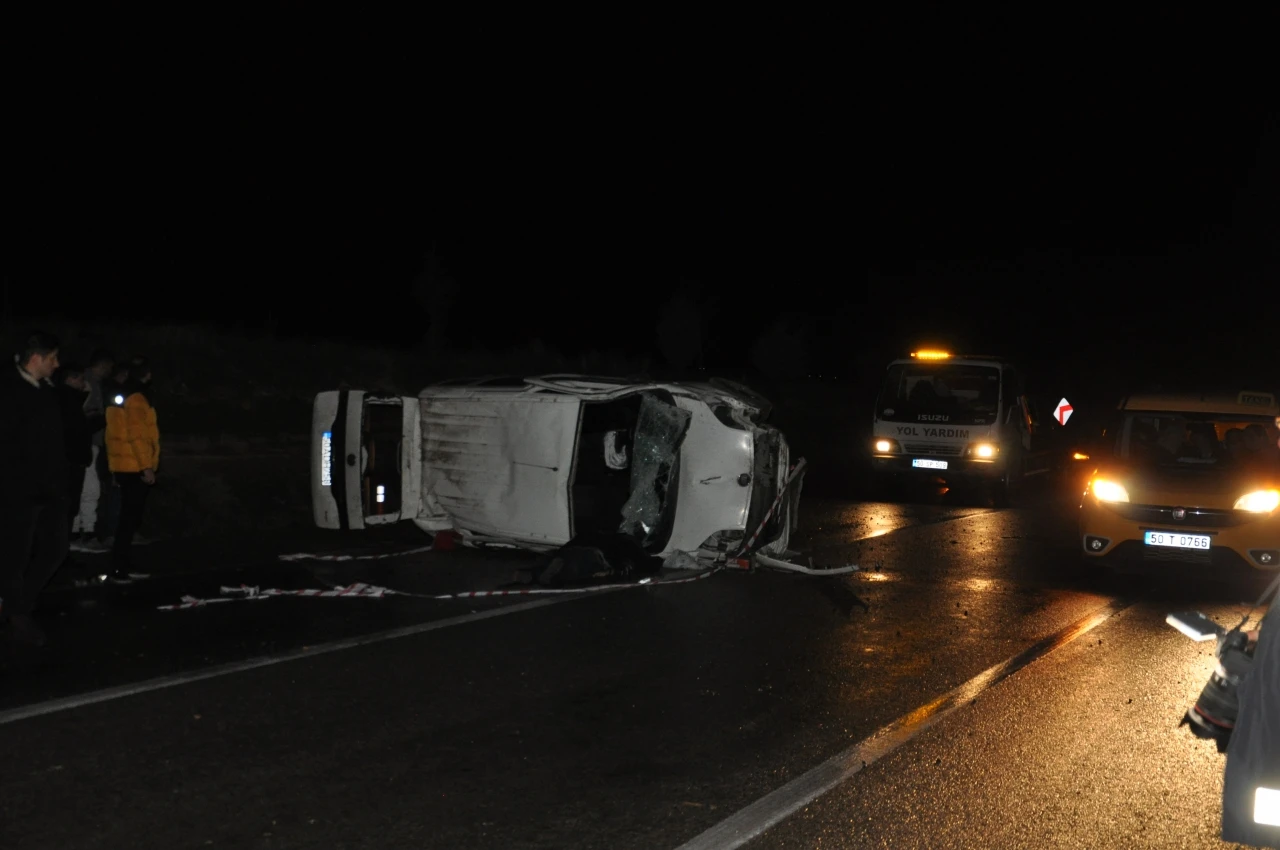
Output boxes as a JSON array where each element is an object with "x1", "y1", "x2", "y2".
[{"x1": 312, "y1": 390, "x2": 421, "y2": 530}]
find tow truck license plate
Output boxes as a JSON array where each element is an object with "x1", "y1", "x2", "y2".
[
  {"x1": 1144, "y1": 531, "x2": 1210, "y2": 550},
  {"x1": 912, "y1": 458, "x2": 948, "y2": 470}
]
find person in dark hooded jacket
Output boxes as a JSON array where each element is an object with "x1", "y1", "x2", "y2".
[{"x1": 56, "y1": 363, "x2": 95, "y2": 519}]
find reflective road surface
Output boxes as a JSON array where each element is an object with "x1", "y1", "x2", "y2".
[{"x1": 1, "y1": 480, "x2": 1273, "y2": 849}]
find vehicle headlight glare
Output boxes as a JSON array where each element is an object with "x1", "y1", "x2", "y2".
[
  {"x1": 874, "y1": 439, "x2": 895, "y2": 453},
  {"x1": 973, "y1": 443, "x2": 996, "y2": 459},
  {"x1": 1234, "y1": 489, "x2": 1280, "y2": 513},
  {"x1": 1092, "y1": 479, "x2": 1129, "y2": 503}
]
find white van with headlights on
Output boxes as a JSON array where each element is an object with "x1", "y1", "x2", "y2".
[
  {"x1": 869, "y1": 351, "x2": 1068, "y2": 504},
  {"x1": 311, "y1": 375, "x2": 801, "y2": 562}
]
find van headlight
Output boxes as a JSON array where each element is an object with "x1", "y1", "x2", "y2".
[
  {"x1": 970, "y1": 443, "x2": 998, "y2": 459},
  {"x1": 1234, "y1": 490, "x2": 1280, "y2": 513},
  {"x1": 873, "y1": 438, "x2": 899, "y2": 454},
  {"x1": 1091, "y1": 479, "x2": 1130, "y2": 503}
]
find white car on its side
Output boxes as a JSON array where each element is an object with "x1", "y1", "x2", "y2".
[{"x1": 310, "y1": 375, "x2": 802, "y2": 561}]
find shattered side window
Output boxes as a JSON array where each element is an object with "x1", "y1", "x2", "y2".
[{"x1": 619, "y1": 393, "x2": 692, "y2": 543}]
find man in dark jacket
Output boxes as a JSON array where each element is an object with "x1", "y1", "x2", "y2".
[{"x1": 0, "y1": 331, "x2": 69, "y2": 647}]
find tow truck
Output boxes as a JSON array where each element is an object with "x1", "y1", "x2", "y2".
[{"x1": 868, "y1": 350, "x2": 1071, "y2": 504}]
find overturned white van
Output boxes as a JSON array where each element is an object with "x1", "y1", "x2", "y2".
[{"x1": 311, "y1": 375, "x2": 801, "y2": 561}]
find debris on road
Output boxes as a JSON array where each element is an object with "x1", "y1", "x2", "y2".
[
  {"x1": 515, "y1": 531, "x2": 665, "y2": 587},
  {"x1": 753, "y1": 552, "x2": 859, "y2": 576},
  {"x1": 156, "y1": 570, "x2": 720, "y2": 611},
  {"x1": 278, "y1": 544, "x2": 435, "y2": 562}
]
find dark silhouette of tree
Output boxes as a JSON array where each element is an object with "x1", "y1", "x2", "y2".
[
  {"x1": 750, "y1": 312, "x2": 810, "y2": 380},
  {"x1": 655, "y1": 281, "x2": 705, "y2": 373},
  {"x1": 410, "y1": 242, "x2": 460, "y2": 355}
]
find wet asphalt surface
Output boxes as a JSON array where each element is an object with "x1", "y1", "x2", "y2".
[{"x1": 1, "y1": 475, "x2": 1275, "y2": 849}]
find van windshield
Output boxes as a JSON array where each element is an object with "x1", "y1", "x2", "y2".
[
  {"x1": 876, "y1": 363, "x2": 1001, "y2": 425},
  {"x1": 1120, "y1": 412, "x2": 1280, "y2": 471}
]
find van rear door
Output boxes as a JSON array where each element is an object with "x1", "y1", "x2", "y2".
[{"x1": 312, "y1": 390, "x2": 421, "y2": 530}]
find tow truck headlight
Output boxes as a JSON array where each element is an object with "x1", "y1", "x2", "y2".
[
  {"x1": 970, "y1": 443, "x2": 998, "y2": 459},
  {"x1": 1234, "y1": 489, "x2": 1280, "y2": 513},
  {"x1": 1091, "y1": 479, "x2": 1130, "y2": 503},
  {"x1": 873, "y1": 439, "x2": 898, "y2": 453}
]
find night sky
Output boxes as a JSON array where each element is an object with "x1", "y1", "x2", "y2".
[{"x1": 6, "y1": 8, "x2": 1277, "y2": 392}]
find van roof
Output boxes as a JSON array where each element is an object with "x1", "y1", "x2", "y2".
[{"x1": 1119, "y1": 391, "x2": 1279, "y2": 416}]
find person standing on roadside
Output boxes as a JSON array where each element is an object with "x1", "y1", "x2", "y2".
[
  {"x1": 79, "y1": 349, "x2": 114, "y2": 550},
  {"x1": 98, "y1": 357, "x2": 130, "y2": 547},
  {"x1": 0, "y1": 331, "x2": 69, "y2": 647},
  {"x1": 55, "y1": 362, "x2": 95, "y2": 579},
  {"x1": 104, "y1": 358, "x2": 158, "y2": 584}
]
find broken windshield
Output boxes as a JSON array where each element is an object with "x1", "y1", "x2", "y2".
[
  {"x1": 876, "y1": 363, "x2": 1001, "y2": 425},
  {"x1": 618, "y1": 393, "x2": 691, "y2": 548},
  {"x1": 1120, "y1": 412, "x2": 1280, "y2": 471}
]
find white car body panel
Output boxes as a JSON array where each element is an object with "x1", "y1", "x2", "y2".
[
  {"x1": 418, "y1": 393, "x2": 579, "y2": 546},
  {"x1": 664, "y1": 394, "x2": 753, "y2": 554}
]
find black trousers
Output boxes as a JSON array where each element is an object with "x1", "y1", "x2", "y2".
[
  {"x1": 0, "y1": 498, "x2": 70, "y2": 619},
  {"x1": 111, "y1": 473, "x2": 150, "y2": 571}
]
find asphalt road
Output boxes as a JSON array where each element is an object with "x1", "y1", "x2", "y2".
[{"x1": 1, "y1": 479, "x2": 1274, "y2": 849}]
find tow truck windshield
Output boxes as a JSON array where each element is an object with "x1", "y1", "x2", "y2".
[
  {"x1": 876, "y1": 363, "x2": 1001, "y2": 425},
  {"x1": 1120, "y1": 412, "x2": 1280, "y2": 470}
]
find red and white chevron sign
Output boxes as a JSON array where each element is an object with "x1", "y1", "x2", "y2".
[{"x1": 1055, "y1": 398, "x2": 1073, "y2": 426}]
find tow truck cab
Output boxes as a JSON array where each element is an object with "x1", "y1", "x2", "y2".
[{"x1": 869, "y1": 350, "x2": 1067, "y2": 502}]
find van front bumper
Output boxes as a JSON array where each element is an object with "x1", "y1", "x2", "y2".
[
  {"x1": 1079, "y1": 496, "x2": 1280, "y2": 573},
  {"x1": 871, "y1": 454, "x2": 1004, "y2": 481}
]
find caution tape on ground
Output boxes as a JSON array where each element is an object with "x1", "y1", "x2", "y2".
[
  {"x1": 735, "y1": 456, "x2": 807, "y2": 558},
  {"x1": 277, "y1": 544, "x2": 436, "y2": 562},
  {"x1": 157, "y1": 570, "x2": 720, "y2": 611}
]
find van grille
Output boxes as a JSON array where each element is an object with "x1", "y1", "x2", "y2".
[
  {"x1": 903, "y1": 443, "x2": 963, "y2": 457},
  {"x1": 1109, "y1": 504, "x2": 1253, "y2": 528}
]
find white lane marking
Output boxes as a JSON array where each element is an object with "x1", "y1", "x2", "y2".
[
  {"x1": 673, "y1": 598, "x2": 1131, "y2": 850},
  {"x1": 0, "y1": 592, "x2": 624, "y2": 727}
]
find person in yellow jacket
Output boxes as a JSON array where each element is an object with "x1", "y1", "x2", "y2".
[{"x1": 103, "y1": 359, "x2": 158, "y2": 584}]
